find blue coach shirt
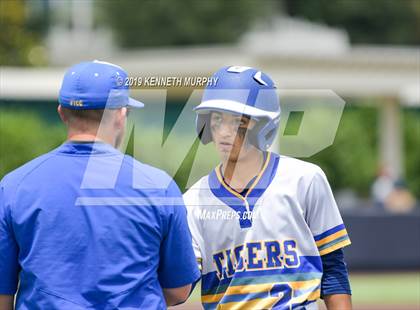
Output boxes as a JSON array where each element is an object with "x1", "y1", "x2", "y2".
[{"x1": 0, "y1": 141, "x2": 200, "y2": 309}]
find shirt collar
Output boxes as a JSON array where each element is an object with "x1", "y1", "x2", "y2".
[{"x1": 54, "y1": 141, "x2": 121, "y2": 156}]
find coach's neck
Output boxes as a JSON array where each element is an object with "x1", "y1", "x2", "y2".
[{"x1": 58, "y1": 105, "x2": 127, "y2": 148}]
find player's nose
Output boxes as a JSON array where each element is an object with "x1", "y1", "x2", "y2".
[{"x1": 218, "y1": 122, "x2": 235, "y2": 138}]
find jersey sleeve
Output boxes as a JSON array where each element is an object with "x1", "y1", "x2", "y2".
[
  {"x1": 0, "y1": 181, "x2": 20, "y2": 294},
  {"x1": 304, "y1": 168, "x2": 351, "y2": 256},
  {"x1": 184, "y1": 192, "x2": 204, "y2": 273},
  {"x1": 157, "y1": 181, "x2": 201, "y2": 289}
]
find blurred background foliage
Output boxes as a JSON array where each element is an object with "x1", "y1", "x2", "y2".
[
  {"x1": 99, "y1": 0, "x2": 420, "y2": 47},
  {"x1": 403, "y1": 110, "x2": 420, "y2": 198},
  {"x1": 0, "y1": 109, "x2": 65, "y2": 176},
  {"x1": 99, "y1": 0, "x2": 269, "y2": 48},
  {"x1": 0, "y1": 0, "x2": 49, "y2": 66},
  {"x1": 1, "y1": 105, "x2": 419, "y2": 198},
  {"x1": 1, "y1": 0, "x2": 419, "y2": 65},
  {"x1": 310, "y1": 106, "x2": 379, "y2": 197},
  {"x1": 283, "y1": 0, "x2": 420, "y2": 45},
  {"x1": 98, "y1": 0, "x2": 420, "y2": 48}
]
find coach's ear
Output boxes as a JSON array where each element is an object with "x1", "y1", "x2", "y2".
[
  {"x1": 57, "y1": 105, "x2": 68, "y2": 125},
  {"x1": 114, "y1": 107, "x2": 127, "y2": 130}
]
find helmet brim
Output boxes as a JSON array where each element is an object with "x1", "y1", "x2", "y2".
[{"x1": 194, "y1": 99, "x2": 280, "y2": 120}]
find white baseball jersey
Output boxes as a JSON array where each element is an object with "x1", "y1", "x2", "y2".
[{"x1": 184, "y1": 152, "x2": 351, "y2": 310}]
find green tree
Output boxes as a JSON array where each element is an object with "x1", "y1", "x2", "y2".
[
  {"x1": 0, "y1": 0, "x2": 49, "y2": 66},
  {"x1": 99, "y1": 0, "x2": 270, "y2": 47},
  {"x1": 283, "y1": 0, "x2": 420, "y2": 45},
  {"x1": 403, "y1": 109, "x2": 420, "y2": 197},
  {"x1": 0, "y1": 109, "x2": 65, "y2": 176},
  {"x1": 309, "y1": 106, "x2": 379, "y2": 197}
]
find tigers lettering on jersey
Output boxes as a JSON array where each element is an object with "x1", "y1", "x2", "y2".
[{"x1": 213, "y1": 240, "x2": 300, "y2": 281}]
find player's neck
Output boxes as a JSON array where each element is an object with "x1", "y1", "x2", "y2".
[{"x1": 222, "y1": 149, "x2": 264, "y2": 193}]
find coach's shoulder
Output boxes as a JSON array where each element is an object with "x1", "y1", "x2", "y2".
[
  {"x1": 1, "y1": 152, "x2": 54, "y2": 191},
  {"x1": 127, "y1": 155, "x2": 175, "y2": 189}
]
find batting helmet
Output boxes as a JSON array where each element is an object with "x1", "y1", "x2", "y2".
[{"x1": 194, "y1": 66, "x2": 280, "y2": 151}]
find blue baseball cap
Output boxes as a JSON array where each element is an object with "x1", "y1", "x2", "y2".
[{"x1": 58, "y1": 60, "x2": 144, "y2": 110}]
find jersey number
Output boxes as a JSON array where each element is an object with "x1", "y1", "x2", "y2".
[{"x1": 269, "y1": 283, "x2": 293, "y2": 309}]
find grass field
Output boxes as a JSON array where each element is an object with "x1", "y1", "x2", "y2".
[
  {"x1": 349, "y1": 272, "x2": 420, "y2": 308},
  {"x1": 173, "y1": 272, "x2": 420, "y2": 310}
]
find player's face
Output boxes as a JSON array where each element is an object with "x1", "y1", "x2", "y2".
[{"x1": 210, "y1": 112, "x2": 256, "y2": 162}]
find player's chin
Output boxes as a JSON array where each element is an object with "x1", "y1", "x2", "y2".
[
  {"x1": 216, "y1": 144, "x2": 230, "y2": 154},
  {"x1": 218, "y1": 150, "x2": 231, "y2": 161},
  {"x1": 216, "y1": 149, "x2": 234, "y2": 162},
  {"x1": 215, "y1": 144, "x2": 241, "y2": 162}
]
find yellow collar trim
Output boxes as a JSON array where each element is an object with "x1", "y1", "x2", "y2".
[{"x1": 215, "y1": 152, "x2": 271, "y2": 200}]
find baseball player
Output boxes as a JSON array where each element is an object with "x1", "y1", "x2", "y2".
[
  {"x1": 0, "y1": 61, "x2": 200, "y2": 309},
  {"x1": 183, "y1": 66, "x2": 352, "y2": 309}
]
